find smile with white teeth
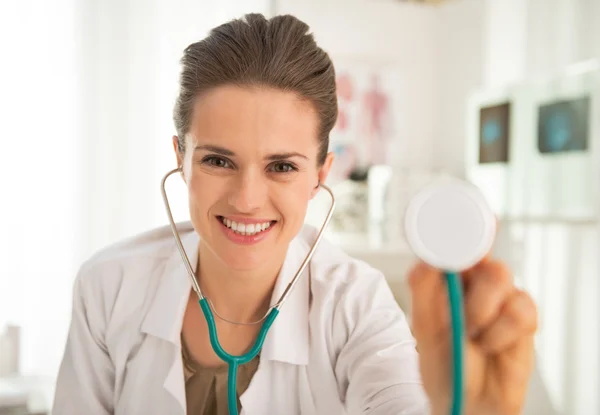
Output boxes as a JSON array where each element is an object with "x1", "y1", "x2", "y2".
[{"x1": 219, "y1": 216, "x2": 274, "y2": 236}]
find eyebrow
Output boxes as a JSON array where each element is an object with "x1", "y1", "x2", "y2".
[
  {"x1": 194, "y1": 145, "x2": 308, "y2": 160},
  {"x1": 194, "y1": 144, "x2": 235, "y2": 156}
]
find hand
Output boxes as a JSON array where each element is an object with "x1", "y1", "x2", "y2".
[{"x1": 408, "y1": 257, "x2": 538, "y2": 415}]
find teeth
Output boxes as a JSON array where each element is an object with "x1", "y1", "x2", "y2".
[{"x1": 220, "y1": 217, "x2": 272, "y2": 236}]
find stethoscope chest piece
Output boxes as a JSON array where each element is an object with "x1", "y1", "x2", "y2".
[
  {"x1": 404, "y1": 177, "x2": 497, "y2": 272},
  {"x1": 404, "y1": 177, "x2": 497, "y2": 415}
]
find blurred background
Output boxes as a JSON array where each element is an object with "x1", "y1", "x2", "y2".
[{"x1": 0, "y1": 0, "x2": 598, "y2": 414}]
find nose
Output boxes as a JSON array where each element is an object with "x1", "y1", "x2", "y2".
[{"x1": 227, "y1": 170, "x2": 268, "y2": 213}]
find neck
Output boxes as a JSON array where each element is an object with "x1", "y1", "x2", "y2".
[{"x1": 195, "y1": 242, "x2": 284, "y2": 323}]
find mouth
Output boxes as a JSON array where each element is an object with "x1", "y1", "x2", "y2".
[{"x1": 217, "y1": 216, "x2": 277, "y2": 236}]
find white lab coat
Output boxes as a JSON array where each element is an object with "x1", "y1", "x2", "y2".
[{"x1": 53, "y1": 222, "x2": 430, "y2": 414}]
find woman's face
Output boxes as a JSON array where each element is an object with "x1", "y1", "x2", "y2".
[{"x1": 174, "y1": 85, "x2": 333, "y2": 271}]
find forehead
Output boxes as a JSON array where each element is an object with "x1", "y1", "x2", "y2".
[{"x1": 189, "y1": 85, "x2": 320, "y2": 155}]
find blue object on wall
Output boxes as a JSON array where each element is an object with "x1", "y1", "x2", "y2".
[
  {"x1": 538, "y1": 96, "x2": 589, "y2": 154},
  {"x1": 482, "y1": 119, "x2": 502, "y2": 145},
  {"x1": 545, "y1": 111, "x2": 570, "y2": 151},
  {"x1": 479, "y1": 102, "x2": 510, "y2": 164}
]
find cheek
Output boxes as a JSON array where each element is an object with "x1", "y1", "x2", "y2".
[
  {"x1": 186, "y1": 173, "x2": 222, "y2": 217},
  {"x1": 274, "y1": 180, "x2": 313, "y2": 223}
]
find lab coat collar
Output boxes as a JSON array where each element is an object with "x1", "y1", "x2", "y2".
[
  {"x1": 141, "y1": 222, "x2": 197, "y2": 344},
  {"x1": 141, "y1": 222, "x2": 311, "y2": 365}
]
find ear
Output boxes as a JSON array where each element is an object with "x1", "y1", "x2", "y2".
[
  {"x1": 172, "y1": 136, "x2": 183, "y2": 165},
  {"x1": 172, "y1": 135, "x2": 186, "y2": 182},
  {"x1": 311, "y1": 152, "x2": 335, "y2": 198}
]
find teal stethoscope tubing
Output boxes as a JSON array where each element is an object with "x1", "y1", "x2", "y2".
[
  {"x1": 200, "y1": 298, "x2": 278, "y2": 414},
  {"x1": 446, "y1": 271, "x2": 465, "y2": 415},
  {"x1": 160, "y1": 167, "x2": 336, "y2": 415}
]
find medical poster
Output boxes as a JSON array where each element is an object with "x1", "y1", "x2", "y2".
[
  {"x1": 330, "y1": 59, "x2": 402, "y2": 173},
  {"x1": 537, "y1": 96, "x2": 590, "y2": 154},
  {"x1": 478, "y1": 102, "x2": 511, "y2": 164}
]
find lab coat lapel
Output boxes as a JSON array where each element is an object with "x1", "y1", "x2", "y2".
[
  {"x1": 260, "y1": 234, "x2": 311, "y2": 365},
  {"x1": 141, "y1": 223, "x2": 198, "y2": 413}
]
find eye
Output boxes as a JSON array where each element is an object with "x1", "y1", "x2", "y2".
[
  {"x1": 269, "y1": 161, "x2": 298, "y2": 173},
  {"x1": 202, "y1": 156, "x2": 233, "y2": 169}
]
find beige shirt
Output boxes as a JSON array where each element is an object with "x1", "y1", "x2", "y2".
[{"x1": 181, "y1": 335, "x2": 260, "y2": 415}]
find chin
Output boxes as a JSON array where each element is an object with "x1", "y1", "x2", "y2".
[
  {"x1": 214, "y1": 217, "x2": 279, "y2": 268},
  {"x1": 216, "y1": 242, "x2": 275, "y2": 271}
]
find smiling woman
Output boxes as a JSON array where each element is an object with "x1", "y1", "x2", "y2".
[{"x1": 52, "y1": 12, "x2": 537, "y2": 415}]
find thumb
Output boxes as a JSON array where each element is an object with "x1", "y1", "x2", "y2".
[{"x1": 408, "y1": 262, "x2": 448, "y2": 347}]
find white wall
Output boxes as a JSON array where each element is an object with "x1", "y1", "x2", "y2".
[
  {"x1": 525, "y1": 0, "x2": 600, "y2": 79},
  {"x1": 0, "y1": 0, "x2": 80, "y2": 377},
  {"x1": 433, "y1": 0, "x2": 486, "y2": 176}
]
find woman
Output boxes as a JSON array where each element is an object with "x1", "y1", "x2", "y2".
[{"x1": 53, "y1": 13, "x2": 538, "y2": 415}]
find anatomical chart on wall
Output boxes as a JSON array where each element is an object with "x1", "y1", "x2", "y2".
[
  {"x1": 329, "y1": 61, "x2": 402, "y2": 182},
  {"x1": 478, "y1": 102, "x2": 511, "y2": 164},
  {"x1": 537, "y1": 96, "x2": 590, "y2": 154}
]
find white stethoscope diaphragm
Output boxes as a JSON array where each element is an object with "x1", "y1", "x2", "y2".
[{"x1": 404, "y1": 178, "x2": 497, "y2": 272}]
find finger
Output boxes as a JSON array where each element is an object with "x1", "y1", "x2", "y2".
[
  {"x1": 408, "y1": 262, "x2": 446, "y2": 345},
  {"x1": 494, "y1": 334, "x2": 537, "y2": 415},
  {"x1": 463, "y1": 260, "x2": 514, "y2": 337},
  {"x1": 477, "y1": 290, "x2": 538, "y2": 354}
]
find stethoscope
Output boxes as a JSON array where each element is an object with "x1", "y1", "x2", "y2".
[
  {"x1": 161, "y1": 167, "x2": 495, "y2": 415},
  {"x1": 160, "y1": 167, "x2": 336, "y2": 415},
  {"x1": 404, "y1": 177, "x2": 497, "y2": 415}
]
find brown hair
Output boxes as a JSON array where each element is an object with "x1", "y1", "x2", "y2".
[{"x1": 173, "y1": 13, "x2": 337, "y2": 165}]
